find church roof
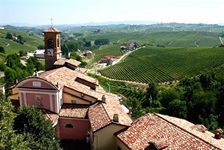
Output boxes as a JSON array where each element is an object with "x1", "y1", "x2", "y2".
[
  {"x1": 38, "y1": 67, "x2": 103, "y2": 99},
  {"x1": 116, "y1": 113, "x2": 224, "y2": 150},
  {"x1": 43, "y1": 27, "x2": 61, "y2": 33}
]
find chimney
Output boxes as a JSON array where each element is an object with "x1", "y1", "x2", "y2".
[
  {"x1": 113, "y1": 114, "x2": 119, "y2": 122},
  {"x1": 214, "y1": 128, "x2": 223, "y2": 139},
  {"x1": 102, "y1": 95, "x2": 106, "y2": 103}
]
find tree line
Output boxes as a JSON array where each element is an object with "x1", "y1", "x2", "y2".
[
  {"x1": 0, "y1": 53, "x2": 44, "y2": 94},
  {"x1": 125, "y1": 69, "x2": 224, "y2": 131}
]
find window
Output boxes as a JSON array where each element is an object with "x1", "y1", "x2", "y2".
[
  {"x1": 48, "y1": 39, "x2": 53, "y2": 48},
  {"x1": 65, "y1": 124, "x2": 74, "y2": 128}
]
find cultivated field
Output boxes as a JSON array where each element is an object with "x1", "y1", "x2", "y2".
[{"x1": 99, "y1": 47, "x2": 224, "y2": 83}]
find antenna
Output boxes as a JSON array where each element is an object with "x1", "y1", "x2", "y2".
[{"x1": 50, "y1": 18, "x2": 53, "y2": 27}]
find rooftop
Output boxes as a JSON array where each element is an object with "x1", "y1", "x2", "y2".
[
  {"x1": 59, "y1": 104, "x2": 89, "y2": 118},
  {"x1": 66, "y1": 59, "x2": 81, "y2": 67},
  {"x1": 43, "y1": 27, "x2": 61, "y2": 33},
  {"x1": 38, "y1": 67, "x2": 104, "y2": 99},
  {"x1": 116, "y1": 113, "x2": 224, "y2": 150},
  {"x1": 88, "y1": 94, "x2": 132, "y2": 132}
]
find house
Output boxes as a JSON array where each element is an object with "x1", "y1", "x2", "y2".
[
  {"x1": 99, "y1": 55, "x2": 116, "y2": 65},
  {"x1": 116, "y1": 113, "x2": 224, "y2": 150},
  {"x1": 0, "y1": 26, "x2": 4, "y2": 30},
  {"x1": 34, "y1": 49, "x2": 45, "y2": 59},
  {"x1": 12, "y1": 36, "x2": 17, "y2": 40},
  {"x1": 127, "y1": 43, "x2": 135, "y2": 50},
  {"x1": 83, "y1": 50, "x2": 93, "y2": 57},
  {"x1": 8, "y1": 26, "x2": 132, "y2": 150},
  {"x1": 127, "y1": 42, "x2": 139, "y2": 50}
]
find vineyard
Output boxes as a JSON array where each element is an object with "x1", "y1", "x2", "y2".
[{"x1": 99, "y1": 47, "x2": 224, "y2": 83}]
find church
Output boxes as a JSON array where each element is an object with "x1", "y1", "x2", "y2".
[
  {"x1": 8, "y1": 26, "x2": 224, "y2": 150},
  {"x1": 8, "y1": 26, "x2": 133, "y2": 150}
]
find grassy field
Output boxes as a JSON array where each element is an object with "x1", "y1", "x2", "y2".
[
  {"x1": 99, "y1": 47, "x2": 224, "y2": 83},
  {"x1": 0, "y1": 29, "x2": 43, "y2": 55}
]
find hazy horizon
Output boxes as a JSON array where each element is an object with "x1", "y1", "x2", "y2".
[{"x1": 1, "y1": 0, "x2": 223, "y2": 26}]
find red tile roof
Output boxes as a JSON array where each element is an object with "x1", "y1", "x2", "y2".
[
  {"x1": 43, "y1": 109, "x2": 59, "y2": 125},
  {"x1": 43, "y1": 27, "x2": 61, "y2": 33},
  {"x1": 116, "y1": 113, "x2": 224, "y2": 150},
  {"x1": 59, "y1": 104, "x2": 89, "y2": 118},
  {"x1": 88, "y1": 94, "x2": 132, "y2": 132},
  {"x1": 54, "y1": 58, "x2": 66, "y2": 66},
  {"x1": 38, "y1": 67, "x2": 105, "y2": 100},
  {"x1": 66, "y1": 59, "x2": 81, "y2": 67}
]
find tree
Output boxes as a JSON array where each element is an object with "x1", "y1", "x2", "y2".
[
  {"x1": 0, "y1": 96, "x2": 29, "y2": 150},
  {"x1": 94, "y1": 39, "x2": 110, "y2": 45},
  {"x1": 37, "y1": 45, "x2": 45, "y2": 49},
  {"x1": 14, "y1": 106, "x2": 61, "y2": 150},
  {"x1": 160, "y1": 89, "x2": 180, "y2": 108},
  {"x1": 6, "y1": 32, "x2": 12, "y2": 39},
  {"x1": 19, "y1": 50, "x2": 27, "y2": 56},
  {"x1": 167, "y1": 99, "x2": 187, "y2": 118},
  {"x1": 0, "y1": 46, "x2": 5, "y2": 54},
  {"x1": 17, "y1": 35, "x2": 23, "y2": 44},
  {"x1": 84, "y1": 41, "x2": 91, "y2": 47},
  {"x1": 143, "y1": 82, "x2": 158, "y2": 107}
]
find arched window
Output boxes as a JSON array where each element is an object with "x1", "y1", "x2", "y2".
[
  {"x1": 47, "y1": 39, "x2": 53, "y2": 48},
  {"x1": 65, "y1": 124, "x2": 74, "y2": 128}
]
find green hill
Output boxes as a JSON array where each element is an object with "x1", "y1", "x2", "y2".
[
  {"x1": 84, "y1": 31, "x2": 221, "y2": 47},
  {"x1": 0, "y1": 28, "x2": 43, "y2": 55},
  {"x1": 99, "y1": 47, "x2": 224, "y2": 83}
]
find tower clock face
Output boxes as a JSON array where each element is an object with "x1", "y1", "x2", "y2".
[
  {"x1": 47, "y1": 49, "x2": 53, "y2": 55},
  {"x1": 48, "y1": 39, "x2": 53, "y2": 48}
]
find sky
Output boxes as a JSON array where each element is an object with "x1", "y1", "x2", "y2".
[{"x1": 0, "y1": 0, "x2": 223, "y2": 26}]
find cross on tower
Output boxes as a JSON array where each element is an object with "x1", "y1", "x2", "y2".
[{"x1": 50, "y1": 18, "x2": 53, "y2": 27}]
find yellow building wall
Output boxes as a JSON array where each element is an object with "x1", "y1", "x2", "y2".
[
  {"x1": 12, "y1": 87, "x2": 18, "y2": 95},
  {"x1": 8, "y1": 88, "x2": 19, "y2": 100},
  {"x1": 93, "y1": 124, "x2": 127, "y2": 150},
  {"x1": 63, "y1": 87, "x2": 97, "y2": 104},
  {"x1": 115, "y1": 138, "x2": 130, "y2": 150},
  {"x1": 63, "y1": 92, "x2": 90, "y2": 104},
  {"x1": 8, "y1": 93, "x2": 19, "y2": 100}
]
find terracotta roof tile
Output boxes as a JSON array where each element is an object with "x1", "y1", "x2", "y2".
[
  {"x1": 59, "y1": 104, "x2": 88, "y2": 118},
  {"x1": 77, "y1": 67, "x2": 88, "y2": 74},
  {"x1": 117, "y1": 113, "x2": 224, "y2": 150},
  {"x1": 88, "y1": 94, "x2": 132, "y2": 132},
  {"x1": 38, "y1": 67, "x2": 115, "y2": 102},
  {"x1": 43, "y1": 27, "x2": 61, "y2": 33},
  {"x1": 88, "y1": 103, "x2": 111, "y2": 132},
  {"x1": 54, "y1": 58, "x2": 66, "y2": 65},
  {"x1": 66, "y1": 59, "x2": 81, "y2": 67},
  {"x1": 43, "y1": 109, "x2": 59, "y2": 125}
]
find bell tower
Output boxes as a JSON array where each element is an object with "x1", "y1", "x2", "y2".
[{"x1": 43, "y1": 26, "x2": 62, "y2": 71}]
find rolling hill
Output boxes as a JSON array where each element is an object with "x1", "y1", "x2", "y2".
[
  {"x1": 99, "y1": 46, "x2": 224, "y2": 83},
  {"x1": 0, "y1": 27, "x2": 43, "y2": 55}
]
